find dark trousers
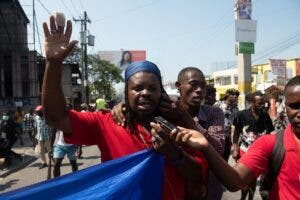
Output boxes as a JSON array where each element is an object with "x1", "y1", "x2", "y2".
[{"x1": 223, "y1": 136, "x2": 232, "y2": 161}]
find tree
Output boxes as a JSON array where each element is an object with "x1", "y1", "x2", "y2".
[
  {"x1": 88, "y1": 54, "x2": 124, "y2": 101},
  {"x1": 64, "y1": 46, "x2": 82, "y2": 64}
]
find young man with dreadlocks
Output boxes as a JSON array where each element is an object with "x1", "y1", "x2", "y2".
[
  {"x1": 112, "y1": 67, "x2": 226, "y2": 200},
  {"x1": 41, "y1": 15, "x2": 207, "y2": 200}
]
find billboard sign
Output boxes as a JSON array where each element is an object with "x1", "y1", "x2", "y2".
[
  {"x1": 237, "y1": 0, "x2": 252, "y2": 20},
  {"x1": 235, "y1": 20, "x2": 257, "y2": 42},
  {"x1": 99, "y1": 50, "x2": 146, "y2": 71},
  {"x1": 270, "y1": 59, "x2": 286, "y2": 76},
  {"x1": 238, "y1": 42, "x2": 254, "y2": 54}
]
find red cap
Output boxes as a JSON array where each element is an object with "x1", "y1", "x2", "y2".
[{"x1": 35, "y1": 105, "x2": 43, "y2": 111}]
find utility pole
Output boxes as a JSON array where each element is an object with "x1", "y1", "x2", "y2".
[
  {"x1": 235, "y1": 0, "x2": 254, "y2": 109},
  {"x1": 73, "y1": 11, "x2": 91, "y2": 105},
  {"x1": 32, "y1": 0, "x2": 35, "y2": 51}
]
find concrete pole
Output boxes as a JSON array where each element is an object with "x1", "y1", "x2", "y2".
[
  {"x1": 235, "y1": 0, "x2": 253, "y2": 109},
  {"x1": 237, "y1": 54, "x2": 252, "y2": 109}
]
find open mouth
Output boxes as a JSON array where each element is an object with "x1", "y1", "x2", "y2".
[
  {"x1": 192, "y1": 96, "x2": 202, "y2": 102},
  {"x1": 137, "y1": 101, "x2": 153, "y2": 110}
]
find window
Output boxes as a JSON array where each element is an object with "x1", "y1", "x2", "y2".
[
  {"x1": 215, "y1": 77, "x2": 221, "y2": 86},
  {"x1": 234, "y1": 75, "x2": 238, "y2": 85},
  {"x1": 256, "y1": 72, "x2": 262, "y2": 84},
  {"x1": 214, "y1": 76, "x2": 232, "y2": 86},
  {"x1": 222, "y1": 76, "x2": 232, "y2": 85}
]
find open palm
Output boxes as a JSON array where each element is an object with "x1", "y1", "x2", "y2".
[{"x1": 43, "y1": 15, "x2": 77, "y2": 63}]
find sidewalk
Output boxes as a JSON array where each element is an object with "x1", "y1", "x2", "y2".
[{"x1": 0, "y1": 134, "x2": 37, "y2": 179}]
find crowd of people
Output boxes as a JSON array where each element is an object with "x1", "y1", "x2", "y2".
[
  {"x1": 1, "y1": 13, "x2": 299, "y2": 200},
  {"x1": 38, "y1": 14, "x2": 300, "y2": 200}
]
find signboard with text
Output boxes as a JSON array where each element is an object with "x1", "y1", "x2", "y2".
[
  {"x1": 99, "y1": 50, "x2": 146, "y2": 71},
  {"x1": 270, "y1": 59, "x2": 286, "y2": 76},
  {"x1": 238, "y1": 42, "x2": 254, "y2": 54},
  {"x1": 235, "y1": 20, "x2": 257, "y2": 42}
]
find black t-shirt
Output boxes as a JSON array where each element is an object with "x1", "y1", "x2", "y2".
[
  {"x1": 233, "y1": 108, "x2": 274, "y2": 150},
  {"x1": 3, "y1": 119, "x2": 18, "y2": 140},
  {"x1": 233, "y1": 108, "x2": 274, "y2": 135}
]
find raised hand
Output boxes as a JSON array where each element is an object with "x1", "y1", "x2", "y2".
[{"x1": 43, "y1": 15, "x2": 78, "y2": 64}]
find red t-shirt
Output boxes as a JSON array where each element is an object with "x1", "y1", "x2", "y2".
[
  {"x1": 239, "y1": 124, "x2": 300, "y2": 200},
  {"x1": 65, "y1": 110, "x2": 207, "y2": 200}
]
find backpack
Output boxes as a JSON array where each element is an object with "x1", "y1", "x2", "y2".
[{"x1": 259, "y1": 130, "x2": 286, "y2": 200}]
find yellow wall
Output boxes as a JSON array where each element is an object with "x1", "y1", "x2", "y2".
[{"x1": 214, "y1": 58, "x2": 299, "y2": 99}]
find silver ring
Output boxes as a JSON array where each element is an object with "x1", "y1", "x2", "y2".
[{"x1": 51, "y1": 30, "x2": 57, "y2": 34}]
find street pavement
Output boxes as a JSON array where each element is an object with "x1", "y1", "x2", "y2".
[
  {"x1": 0, "y1": 134, "x2": 101, "y2": 194},
  {"x1": 0, "y1": 134, "x2": 261, "y2": 199},
  {"x1": 221, "y1": 156, "x2": 261, "y2": 200}
]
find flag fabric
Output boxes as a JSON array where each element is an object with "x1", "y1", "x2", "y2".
[{"x1": 0, "y1": 150, "x2": 164, "y2": 200}]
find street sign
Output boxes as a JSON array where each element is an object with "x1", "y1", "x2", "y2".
[
  {"x1": 239, "y1": 42, "x2": 254, "y2": 54},
  {"x1": 235, "y1": 20, "x2": 257, "y2": 42},
  {"x1": 270, "y1": 59, "x2": 286, "y2": 76}
]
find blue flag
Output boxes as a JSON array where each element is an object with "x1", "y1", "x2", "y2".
[{"x1": 0, "y1": 150, "x2": 164, "y2": 200}]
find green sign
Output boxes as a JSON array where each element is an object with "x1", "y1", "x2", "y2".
[{"x1": 239, "y1": 42, "x2": 254, "y2": 54}]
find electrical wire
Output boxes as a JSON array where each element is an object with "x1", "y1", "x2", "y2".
[
  {"x1": 70, "y1": 0, "x2": 81, "y2": 17},
  {"x1": 94, "y1": 0, "x2": 159, "y2": 23},
  {"x1": 61, "y1": 0, "x2": 75, "y2": 18},
  {"x1": 36, "y1": 0, "x2": 51, "y2": 15},
  {"x1": 34, "y1": 13, "x2": 44, "y2": 56},
  {"x1": 253, "y1": 31, "x2": 300, "y2": 63},
  {"x1": 79, "y1": 0, "x2": 85, "y2": 13}
]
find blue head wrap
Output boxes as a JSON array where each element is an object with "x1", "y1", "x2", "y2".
[{"x1": 125, "y1": 61, "x2": 161, "y2": 82}]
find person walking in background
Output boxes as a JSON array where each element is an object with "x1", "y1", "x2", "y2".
[
  {"x1": 0, "y1": 113, "x2": 22, "y2": 169},
  {"x1": 14, "y1": 107, "x2": 24, "y2": 146},
  {"x1": 204, "y1": 85, "x2": 217, "y2": 106},
  {"x1": 231, "y1": 91, "x2": 274, "y2": 200},
  {"x1": 23, "y1": 108, "x2": 36, "y2": 148},
  {"x1": 214, "y1": 88, "x2": 239, "y2": 161},
  {"x1": 53, "y1": 129, "x2": 78, "y2": 177},
  {"x1": 34, "y1": 105, "x2": 53, "y2": 169},
  {"x1": 95, "y1": 98, "x2": 106, "y2": 111}
]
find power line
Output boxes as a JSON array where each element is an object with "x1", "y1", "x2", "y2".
[
  {"x1": 94, "y1": 0, "x2": 159, "y2": 23},
  {"x1": 253, "y1": 31, "x2": 300, "y2": 63},
  {"x1": 34, "y1": 13, "x2": 43, "y2": 55},
  {"x1": 36, "y1": 0, "x2": 51, "y2": 15},
  {"x1": 61, "y1": 0, "x2": 75, "y2": 18},
  {"x1": 69, "y1": 0, "x2": 81, "y2": 17},
  {"x1": 78, "y1": 0, "x2": 85, "y2": 13}
]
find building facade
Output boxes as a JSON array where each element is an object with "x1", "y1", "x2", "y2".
[{"x1": 0, "y1": 0, "x2": 82, "y2": 112}]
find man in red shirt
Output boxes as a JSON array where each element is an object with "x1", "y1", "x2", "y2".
[
  {"x1": 159, "y1": 75, "x2": 300, "y2": 200},
  {"x1": 41, "y1": 15, "x2": 207, "y2": 200}
]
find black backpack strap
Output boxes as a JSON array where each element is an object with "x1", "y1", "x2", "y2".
[{"x1": 268, "y1": 130, "x2": 286, "y2": 188}]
